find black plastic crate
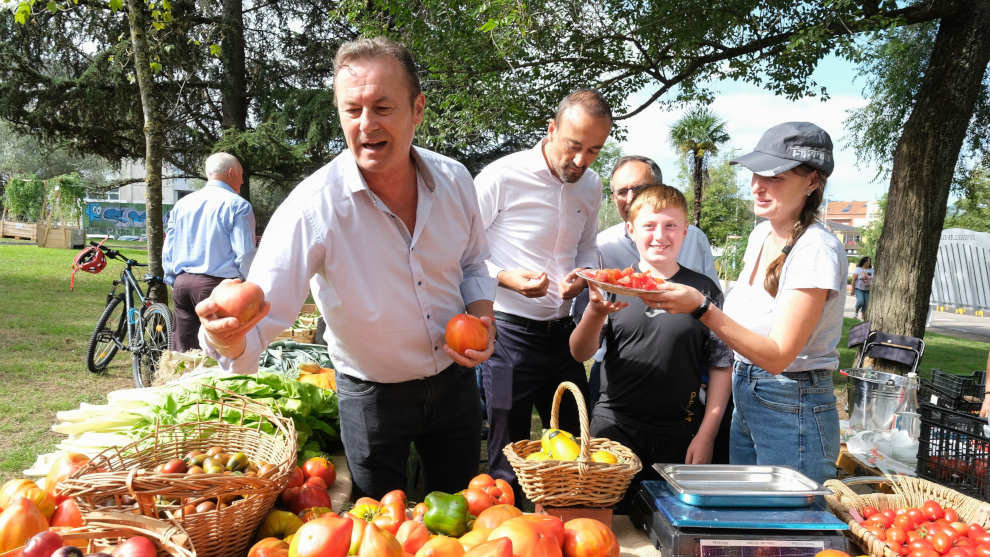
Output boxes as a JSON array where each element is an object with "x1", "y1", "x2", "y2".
[
  {"x1": 919, "y1": 380, "x2": 983, "y2": 414},
  {"x1": 930, "y1": 369, "x2": 986, "y2": 400},
  {"x1": 916, "y1": 403, "x2": 990, "y2": 501}
]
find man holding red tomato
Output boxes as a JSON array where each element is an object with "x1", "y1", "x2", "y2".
[
  {"x1": 474, "y1": 89, "x2": 613, "y2": 499},
  {"x1": 196, "y1": 37, "x2": 497, "y2": 499}
]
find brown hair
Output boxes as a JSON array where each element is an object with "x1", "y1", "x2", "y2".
[
  {"x1": 333, "y1": 37, "x2": 421, "y2": 104},
  {"x1": 554, "y1": 89, "x2": 613, "y2": 125},
  {"x1": 627, "y1": 184, "x2": 688, "y2": 223},
  {"x1": 763, "y1": 164, "x2": 826, "y2": 297}
]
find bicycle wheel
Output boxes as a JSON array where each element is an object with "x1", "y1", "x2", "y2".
[
  {"x1": 86, "y1": 295, "x2": 126, "y2": 373},
  {"x1": 132, "y1": 302, "x2": 173, "y2": 388}
]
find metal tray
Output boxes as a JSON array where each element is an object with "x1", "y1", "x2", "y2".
[{"x1": 653, "y1": 464, "x2": 831, "y2": 507}]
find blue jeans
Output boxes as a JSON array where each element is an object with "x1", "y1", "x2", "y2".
[
  {"x1": 730, "y1": 361, "x2": 839, "y2": 485},
  {"x1": 854, "y1": 288, "x2": 869, "y2": 315}
]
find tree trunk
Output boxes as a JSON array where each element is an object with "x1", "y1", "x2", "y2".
[
  {"x1": 126, "y1": 0, "x2": 167, "y2": 303},
  {"x1": 692, "y1": 152, "x2": 703, "y2": 227},
  {"x1": 866, "y1": 1, "x2": 990, "y2": 372},
  {"x1": 220, "y1": 0, "x2": 250, "y2": 202}
]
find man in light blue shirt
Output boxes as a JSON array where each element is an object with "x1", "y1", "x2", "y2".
[{"x1": 163, "y1": 152, "x2": 256, "y2": 351}]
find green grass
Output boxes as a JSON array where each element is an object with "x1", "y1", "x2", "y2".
[{"x1": 0, "y1": 244, "x2": 134, "y2": 481}]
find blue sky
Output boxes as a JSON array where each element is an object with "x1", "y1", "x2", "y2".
[{"x1": 620, "y1": 55, "x2": 891, "y2": 203}]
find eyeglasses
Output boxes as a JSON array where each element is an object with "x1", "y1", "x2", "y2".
[{"x1": 613, "y1": 184, "x2": 649, "y2": 198}]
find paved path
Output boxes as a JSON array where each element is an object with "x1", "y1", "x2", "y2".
[{"x1": 843, "y1": 294, "x2": 990, "y2": 342}]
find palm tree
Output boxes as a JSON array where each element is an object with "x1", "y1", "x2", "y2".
[{"x1": 669, "y1": 107, "x2": 730, "y2": 226}]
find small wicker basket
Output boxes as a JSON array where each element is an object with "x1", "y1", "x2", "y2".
[
  {"x1": 825, "y1": 475, "x2": 990, "y2": 557},
  {"x1": 503, "y1": 381, "x2": 642, "y2": 508},
  {"x1": 56, "y1": 390, "x2": 297, "y2": 557},
  {"x1": 0, "y1": 511, "x2": 196, "y2": 557}
]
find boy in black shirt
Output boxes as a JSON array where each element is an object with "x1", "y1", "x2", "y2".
[{"x1": 570, "y1": 185, "x2": 732, "y2": 507}]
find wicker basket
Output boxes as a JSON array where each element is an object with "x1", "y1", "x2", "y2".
[
  {"x1": 503, "y1": 381, "x2": 641, "y2": 508},
  {"x1": 56, "y1": 390, "x2": 297, "y2": 557},
  {"x1": 0, "y1": 511, "x2": 196, "y2": 557},
  {"x1": 825, "y1": 475, "x2": 990, "y2": 556}
]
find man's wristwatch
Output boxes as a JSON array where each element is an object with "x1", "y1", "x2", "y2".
[{"x1": 691, "y1": 296, "x2": 712, "y2": 319}]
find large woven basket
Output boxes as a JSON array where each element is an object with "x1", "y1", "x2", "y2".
[
  {"x1": 56, "y1": 390, "x2": 297, "y2": 557},
  {"x1": 0, "y1": 511, "x2": 196, "y2": 557},
  {"x1": 503, "y1": 381, "x2": 641, "y2": 507},
  {"x1": 825, "y1": 475, "x2": 990, "y2": 556}
]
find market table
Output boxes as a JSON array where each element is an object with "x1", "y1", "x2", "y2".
[{"x1": 613, "y1": 515, "x2": 657, "y2": 555}]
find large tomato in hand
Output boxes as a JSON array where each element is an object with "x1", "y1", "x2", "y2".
[
  {"x1": 111, "y1": 535, "x2": 157, "y2": 557},
  {"x1": 445, "y1": 314, "x2": 488, "y2": 355},
  {"x1": 289, "y1": 515, "x2": 353, "y2": 557},
  {"x1": 561, "y1": 518, "x2": 618, "y2": 557},
  {"x1": 212, "y1": 280, "x2": 265, "y2": 323}
]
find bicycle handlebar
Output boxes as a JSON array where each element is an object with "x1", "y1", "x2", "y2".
[{"x1": 89, "y1": 240, "x2": 147, "y2": 268}]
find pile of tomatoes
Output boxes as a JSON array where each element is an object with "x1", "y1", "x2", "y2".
[
  {"x1": 857, "y1": 499, "x2": 990, "y2": 556},
  {"x1": 588, "y1": 268, "x2": 663, "y2": 291}
]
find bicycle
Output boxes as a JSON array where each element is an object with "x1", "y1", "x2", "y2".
[{"x1": 82, "y1": 241, "x2": 174, "y2": 387}]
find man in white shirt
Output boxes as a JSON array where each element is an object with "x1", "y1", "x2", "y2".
[
  {"x1": 195, "y1": 37, "x2": 497, "y2": 498},
  {"x1": 475, "y1": 90, "x2": 612, "y2": 497}
]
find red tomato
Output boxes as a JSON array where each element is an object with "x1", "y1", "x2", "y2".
[
  {"x1": 247, "y1": 537, "x2": 290, "y2": 557},
  {"x1": 465, "y1": 538, "x2": 513, "y2": 557},
  {"x1": 861, "y1": 506, "x2": 880, "y2": 519},
  {"x1": 923, "y1": 500, "x2": 945, "y2": 521},
  {"x1": 887, "y1": 527, "x2": 908, "y2": 545},
  {"x1": 112, "y1": 535, "x2": 158, "y2": 557},
  {"x1": 563, "y1": 518, "x2": 620, "y2": 557},
  {"x1": 289, "y1": 516, "x2": 354, "y2": 557},
  {"x1": 968, "y1": 524, "x2": 987, "y2": 538},
  {"x1": 395, "y1": 520, "x2": 429, "y2": 555},
  {"x1": 945, "y1": 508, "x2": 960, "y2": 522},
  {"x1": 445, "y1": 314, "x2": 488, "y2": 355},
  {"x1": 212, "y1": 280, "x2": 265, "y2": 323},
  {"x1": 975, "y1": 545, "x2": 990, "y2": 557},
  {"x1": 883, "y1": 509, "x2": 898, "y2": 521},
  {"x1": 461, "y1": 487, "x2": 496, "y2": 517},
  {"x1": 865, "y1": 523, "x2": 887, "y2": 538},
  {"x1": 895, "y1": 514, "x2": 914, "y2": 531},
  {"x1": 908, "y1": 508, "x2": 926, "y2": 527},
  {"x1": 302, "y1": 456, "x2": 336, "y2": 486},
  {"x1": 22, "y1": 531, "x2": 64, "y2": 557},
  {"x1": 908, "y1": 539, "x2": 936, "y2": 553},
  {"x1": 908, "y1": 550, "x2": 939, "y2": 557},
  {"x1": 51, "y1": 498, "x2": 84, "y2": 528},
  {"x1": 946, "y1": 548, "x2": 974, "y2": 557},
  {"x1": 286, "y1": 466, "x2": 305, "y2": 489},
  {"x1": 871, "y1": 514, "x2": 894, "y2": 528},
  {"x1": 932, "y1": 532, "x2": 953, "y2": 553},
  {"x1": 886, "y1": 541, "x2": 908, "y2": 556}
]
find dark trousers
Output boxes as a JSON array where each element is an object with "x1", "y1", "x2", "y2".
[
  {"x1": 336, "y1": 364, "x2": 481, "y2": 499},
  {"x1": 170, "y1": 273, "x2": 224, "y2": 352},
  {"x1": 590, "y1": 409, "x2": 698, "y2": 513},
  {"x1": 482, "y1": 316, "x2": 589, "y2": 503}
]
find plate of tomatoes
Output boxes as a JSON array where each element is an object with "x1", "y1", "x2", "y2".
[{"x1": 578, "y1": 267, "x2": 665, "y2": 296}]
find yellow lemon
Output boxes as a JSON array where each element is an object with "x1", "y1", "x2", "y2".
[
  {"x1": 525, "y1": 451, "x2": 550, "y2": 461},
  {"x1": 591, "y1": 450, "x2": 618, "y2": 464}
]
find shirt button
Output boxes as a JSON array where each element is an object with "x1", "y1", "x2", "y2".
[
  {"x1": 434, "y1": 346, "x2": 438, "y2": 351},
  {"x1": 426, "y1": 314, "x2": 430, "y2": 319},
  {"x1": 418, "y1": 281, "x2": 422, "y2": 286}
]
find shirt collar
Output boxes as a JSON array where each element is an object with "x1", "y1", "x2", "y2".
[
  {"x1": 339, "y1": 146, "x2": 436, "y2": 196},
  {"x1": 206, "y1": 179, "x2": 236, "y2": 193},
  {"x1": 524, "y1": 138, "x2": 557, "y2": 176}
]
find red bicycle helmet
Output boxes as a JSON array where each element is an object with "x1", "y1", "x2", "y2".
[{"x1": 70, "y1": 238, "x2": 108, "y2": 290}]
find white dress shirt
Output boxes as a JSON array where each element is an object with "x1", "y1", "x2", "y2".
[
  {"x1": 201, "y1": 147, "x2": 496, "y2": 382},
  {"x1": 475, "y1": 141, "x2": 602, "y2": 320}
]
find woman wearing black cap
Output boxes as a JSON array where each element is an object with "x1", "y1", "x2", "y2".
[{"x1": 643, "y1": 122, "x2": 845, "y2": 484}]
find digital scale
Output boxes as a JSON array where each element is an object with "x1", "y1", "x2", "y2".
[{"x1": 629, "y1": 480, "x2": 851, "y2": 557}]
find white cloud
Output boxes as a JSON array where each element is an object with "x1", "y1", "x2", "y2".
[{"x1": 618, "y1": 90, "x2": 890, "y2": 202}]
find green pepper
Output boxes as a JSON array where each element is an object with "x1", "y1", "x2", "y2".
[{"x1": 423, "y1": 491, "x2": 472, "y2": 537}]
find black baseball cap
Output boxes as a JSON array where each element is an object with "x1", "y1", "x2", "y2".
[{"x1": 730, "y1": 122, "x2": 834, "y2": 177}]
